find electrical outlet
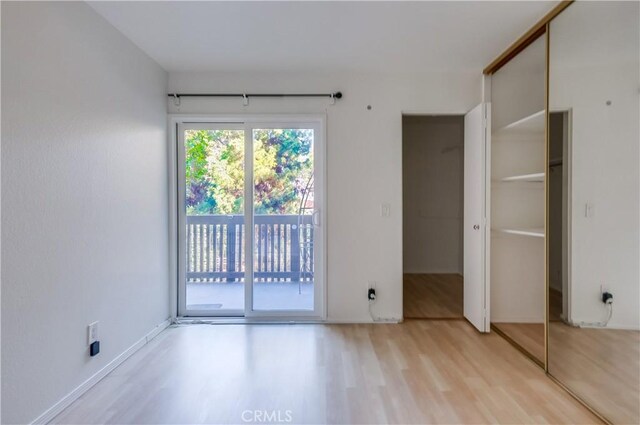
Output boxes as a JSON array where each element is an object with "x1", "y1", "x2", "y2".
[
  {"x1": 88, "y1": 321, "x2": 99, "y2": 345},
  {"x1": 368, "y1": 288, "x2": 377, "y2": 301},
  {"x1": 90, "y1": 341, "x2": 100, "y2": 357},
  {"x1": 367, "y1": 281, "x2": 377, "y2": 301},
  {"x1": 599, "y1": 285, "x2": 613, "y2": 304}
]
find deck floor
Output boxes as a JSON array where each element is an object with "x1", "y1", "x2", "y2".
[{"x1": 187, "y1": 281, "x2": 314, "y2": 311}]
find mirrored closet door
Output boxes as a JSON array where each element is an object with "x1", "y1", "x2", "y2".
[
  {"x1": 490, "y1": 34, "x2": 546, "y2": 365},
  {"x1": 547, "y1": 2, "x2": 640, "y2": 423}
]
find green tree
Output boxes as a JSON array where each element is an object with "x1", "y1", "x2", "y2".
[{"x1": 185, "y1": 128, "x2": 313, "y2": 215}]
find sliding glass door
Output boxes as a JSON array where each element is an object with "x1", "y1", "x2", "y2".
[
  {"x1": 178, "y1": 124, "x2": 246, "y2": 316},
  {"x1": 251, "y1": 127, "x2": 317, "y2": 313},
  {"x1": 177, "y1": 118, "x2": 324, "y2": 318}
]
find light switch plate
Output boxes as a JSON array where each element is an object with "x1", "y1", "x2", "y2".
[{"x1": 585, "y1": 202, "x2": 595, "y2": 218}]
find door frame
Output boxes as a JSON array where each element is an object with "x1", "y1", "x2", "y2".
[
  {"x1": 547, "y1": 108, "x2": 572, "y2": 325},
  {"x1": 169, "y1": 114, "x2": 327, "y2": 320},
  {"x1": 399, "y1": 110, "x2": 490, "y2": 329}
]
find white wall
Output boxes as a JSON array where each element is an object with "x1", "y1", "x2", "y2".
[
  {"x1": 550, "y1": 1, "x2": 640, "y2": 329},
  {"x1": 402, "y1": 116, "x2": 463, "y2": 274},
  {"x1": 1, "y1": 2, "x2": 169, "y2": 423},
  {"x1": 168, "y1": 71, "x2": 481, "y2": 322}
]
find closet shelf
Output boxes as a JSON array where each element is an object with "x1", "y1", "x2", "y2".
[
  {"x1": 494, "y1": 110, "x2": 545, "y2": 136},
  {"x1": 493, "y1": 228, "x2": 544, "y2": 238},
  {"x1": 500, "y1": 172, "x2": 544, "y2": 182}
]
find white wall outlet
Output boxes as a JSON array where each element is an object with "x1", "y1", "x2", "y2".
[
  {"x1": 88, "y1": 321, "x2": 99, "y2": 345},
  {"x1": 367, "y1": 281, "x2": 377, "y2": 301},
  {"x1": 381, "y1": 203, "x2": 391, "y2": 217}
]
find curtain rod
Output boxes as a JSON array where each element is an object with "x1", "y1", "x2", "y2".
[{"x1": 168, "y1": 92, "x2": 342, "y2": 99}]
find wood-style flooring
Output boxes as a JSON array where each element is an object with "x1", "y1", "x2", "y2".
[
  {"x1": 549, "y1": 323, "x2": 640, "y2": 425},
  {"x1": 53, "y1": 321, "x2": 599, "y2": 424},
  {"x1": 490, "y1": 288, "x2": 571, "y2": 365},
  {"x1": 403, "y1": 274, "x2": 463, "y2": 319},
  {"x1": 492, "y1": 323, "x2": 545, "y2": 364}
]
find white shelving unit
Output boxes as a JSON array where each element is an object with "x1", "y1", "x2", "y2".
[
  {"x1": 494, "y1": 110, "x2": 545, "y2": 136},
  {"x1": 490, "y1": 103, "x2": 546, "y2": 325},
  {"x1": 500, "y1": 172, "x2": 544, "y2": 182},
  {"x1": 493, "y1": 228, "x2": 544, "y2": 238}
]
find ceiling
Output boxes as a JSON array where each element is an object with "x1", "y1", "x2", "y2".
[{"x1": 88, "y1": 1, "x2": 556, "y2": 74}]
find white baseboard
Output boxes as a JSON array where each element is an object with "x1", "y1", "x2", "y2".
[
  {"x1": 174, "y1": 317, "x2": 402, "y2": 325},
  {"x1": 571, "y1": 321, "x2": 640, "y2": 331},
  {"x1": 403, "y1": 270, "x2": 462, "y2": 275},
  {"x1": 32, "y1": 318, "x2": 171, "y2": 425},
  {"x1": 491, "y1": 318, "x2": 544, "y2": 324},
  {"x1": 323, "y1": 317, "x2": 402, "y2": 324}
]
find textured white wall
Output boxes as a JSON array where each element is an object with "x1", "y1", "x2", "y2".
[
  {"x1": 1, "y1": 2, "x2": 169, "y2": 423},
  {"x1": 550, "y1": 1, "x2": 640, "y2": 329},
  {"x1": 168, "y1": 70, "x2": 481, "y2": 322},
  {"x1": 402, "y1": 116, "x2": 464, "y2": 274}
]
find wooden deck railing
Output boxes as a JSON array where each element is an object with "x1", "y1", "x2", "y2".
[{"x1": 186, "y1": 215, "x2": 314, "y2": 283}]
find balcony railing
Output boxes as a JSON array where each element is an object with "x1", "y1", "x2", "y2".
[{"x1": 186, "y1": 215, "x2": 314, "y2": 283}]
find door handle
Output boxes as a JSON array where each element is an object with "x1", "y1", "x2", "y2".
[
  {"x1": 473, "y1": 224, "x2": 480, "y2": 230},
  {"x1": 313, "y1": 209, "x2": 321, "y2": 227}
]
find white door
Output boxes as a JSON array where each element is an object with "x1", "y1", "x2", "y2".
[{"x1": 464, "y1": 103, "x2": 490, "y2": 332}]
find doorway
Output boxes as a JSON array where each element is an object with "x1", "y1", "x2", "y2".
[
  {"x1": 175, "y1": 117, "x2": 326, "y2": 318},
  {"x1": 402, "y1": 115, "x2": 465, "y2": 319},
  {"x1": 548, "y1": 110, "x2": 569, "y2": 324}
]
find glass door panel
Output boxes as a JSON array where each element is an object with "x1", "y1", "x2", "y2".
[
  {"x1": 251, "y1": 128, "x2": 315, "y2": 311},
  {"x1": 178, "y1": 118, "x2": 324, "y2": 318},
  {"x1": 181, "y1": 126, "x2": 245, "y2": 315}
]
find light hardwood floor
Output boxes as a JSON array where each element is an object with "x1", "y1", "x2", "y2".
[
  {"x1": 53, "y1": 321, "x2": 599, "y2": 424},
  {"x1": 492, "y1": 323, "x2": 545, "y2": 364},
  {"x1": 490, "y1": 289, "x2": 569, "y2": 365},
  {"x1": 403, "y1": 274, "x2": 463, "y2": 319},
  {"x1": 549, "y1": 323, "x2": 640, "y2": 425}
]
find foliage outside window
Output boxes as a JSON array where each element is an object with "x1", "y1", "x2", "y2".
[{"x1": 185, "y1": 129, "x2": 313, "y2": 215}]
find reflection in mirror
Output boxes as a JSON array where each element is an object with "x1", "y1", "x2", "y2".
[
  {"x1": 548, "y1": 2, "x2": 640, "y2": 423},
  {"x1": 490, "y1": 35, "x2": 546, "y2": 365}
]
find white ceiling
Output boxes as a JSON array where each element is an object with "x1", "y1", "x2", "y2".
[{"x1": 88, "y1": 1, "x2": 556, "y2": 74}]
